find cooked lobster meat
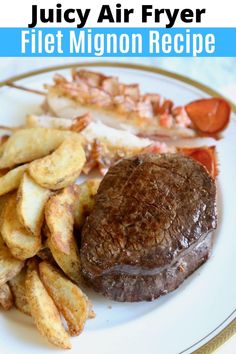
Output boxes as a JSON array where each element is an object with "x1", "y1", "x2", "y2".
[{"x1": 44, "y1": 69, "x2": 231, "y2": 138}]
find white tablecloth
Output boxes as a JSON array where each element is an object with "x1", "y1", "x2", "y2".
[{"x1": 0, "y1": 57, "x2": 235, "y2": 354}]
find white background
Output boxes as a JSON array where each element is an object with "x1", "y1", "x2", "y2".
[{"x1": 0, "y1": 0, "x2": 235, "y2": 27}]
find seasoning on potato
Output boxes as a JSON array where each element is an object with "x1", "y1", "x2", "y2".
[
  {"x1": 1, "y1": 195, "x2": 41, "y2": 260},
  {"x1": 0, "y1": 235, "x2": 24, "y2": 287},
  {"x1": 0, "y1": 283, "x2": 14, "y2": 310},
  {"x1": 25, "y1": 261, "x2": 71, "y2": 349},
  {"x1": 39, "y1": 261, "x2": 91, "y2": 336},
  {"x1": 9, "y1": 267, "x2": 31, "y2": 316},
  {"x1": 0, "y1": 128, "x2": 80, "y2": 169},
  {"x1": 0, "y1": 164, "x2": 28, "y2": 196},
  {"x1": 28, "y1": 137, "x2": 86, "y2": 190},
  {"x1": 74, "y1": 178, "x2": 101, "y2": 229},
  {"x1": 45, "y1": 185, "x2": 77, "y2": 253}
]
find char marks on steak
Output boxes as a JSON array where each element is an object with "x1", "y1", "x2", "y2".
[{"x1": 81, "y1": 153, "x2": 217, "y2": 301}]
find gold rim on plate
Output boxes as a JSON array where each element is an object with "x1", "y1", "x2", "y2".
[
  {"x1": 0, "y1": 61, "x2": 235, "y2": 354},
  {"x1": 0, "y1": 61, "x2": 236, "y2": 114}
]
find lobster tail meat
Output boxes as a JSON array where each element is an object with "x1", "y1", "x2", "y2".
[{"x1": 44, "y1": 70, "x2": 231, "y2": 139}]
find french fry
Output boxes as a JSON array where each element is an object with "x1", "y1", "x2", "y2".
[
  {"x1": 74, "y1": 179, "x2": 101, "y2": 229},
  {"x1": 0, "y1": 128, "x2": 80, "y2": 169},
  {"x1": 17, "y1": 173, "x2": 50, "y2": 236},
  {"x1": 0, "y1": 283, "x2": 14, "y2": 310},
  {"x1": 29, "y1": 138, "x2": 86, "y2": 190},
  {"x1": 0, "y1": 235, "x2": 24, "y2": 286},
  {"x1": 0, "y1": 164, "x2": 28, "y2": 196},
  {"x1": 25, "y1": 263, "x2": 71, "y2": 349},
  {"x1": 1, "y1": 195, "x2": 41, "y2": 260},
  {"x1": 9, "y1": 267, "x2": 31, "y2": 315},
  {"x1": 39, "y1": 261, "x2": 90, "y2": 336}
]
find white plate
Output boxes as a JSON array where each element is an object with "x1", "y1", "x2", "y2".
[{"x1": 0, "y1": 63, "x2": 235, "y2": 354}]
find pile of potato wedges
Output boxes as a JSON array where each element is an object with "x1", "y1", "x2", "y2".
[{"x1": 0, "y1": 127, "x2": 100, "y2": 349}]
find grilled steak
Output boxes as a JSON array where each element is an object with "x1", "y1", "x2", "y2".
[{"x1": 81, "y1": 153, "x2": 217, "y2": 302}]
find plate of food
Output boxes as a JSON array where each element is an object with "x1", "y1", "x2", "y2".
[{"x1": 0, "y1": 62, "x2": 235, "y2": 354}]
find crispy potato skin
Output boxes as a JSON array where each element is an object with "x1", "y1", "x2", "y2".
[
  {"x1": 47, "y1": 237, "x2": 82, "y2": 285},
  {"x1": 45, "y1": 185, "x2": 76, "y2": 254},
  {"x1": 0, "y1": 193, "x2": 12, "y2": 220},
  {"x1": 39, "y1": 261, "x2": 90, "y2": 336},
  {"x1": 25, "y1": 265, "x2": 71, "y2": 349},
  {"x1": 0, "y1": 283, "x2": 14, "y2": 310},
  {"x1": 45, "y1": 186, "x2": 82, "y2": 284},
  {"x1": 28, "y1": 138, "x2": 86, "y2": 190},
  {"x1": 0, "y1": 235, "x2": 24, "y2": 287},
  {"x1": 0, "y1": 164, "x2": 28, "y2": 197},
  {"x1": 1, "y1": 195, "x2": 41, "y2": 260},
  {"x1": 9, "y1": 267, "x2": 31, "y2": 315},
  {"x1": 0, "y1": 128, "x2": 80, "y2": 169},
  {"x1": 74, "y1": 179, "x2": 101, "y2": 230}
]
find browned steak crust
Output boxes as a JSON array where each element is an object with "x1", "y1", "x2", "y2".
[{"x1": 81, "y1": 153, "x2": 217, "y2": 301}]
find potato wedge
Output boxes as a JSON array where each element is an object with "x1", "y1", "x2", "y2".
[
  {"x1": 0, "y1": 164, "x2": 28, "y2": 196},
  {"x1": 17, "y1": 173, "x2": 50, "y2": 236},
  {"x1": 0, "y1": 128, "x2": 79, "y2": 169},
  {"x1": 1, "y1": 195, "x2": 41, "y2": 260},
  {"x1": 0, "y1": 193, "x2": 12, "y2": 219},
  {"x1": 74, "y1": 179, "x2": 101, "y2": 229},
  {"x1": 25, "y1": 264, "x2": 71, "y2": 349},
  {"x1": 0, "y1": 235, "x2": 24, "y2": 286},
  {"x1": 0, "y1": 283, "x2": 14, "y2": 310},
  {"x1": 47, "y1": 237, "x2": 81, "y2": 285},
  {"x1": 29, "y1": 138, "x2": 86, "y2": 190},
  {"x1": 39, "y1": 261, "x2": 90, "y2": 336},
  {"x1": 9, "y1": 267, "x2": 31, "y2": 315},
  {"x1": 45, "y1": 185, "x2": 76, "y2": 254},
  {"x1": 44, "y1": 186, "x2": 82, "y2": 283}
]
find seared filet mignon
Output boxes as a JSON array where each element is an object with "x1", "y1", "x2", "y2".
[{"x1": 81, "y1": 153, "x2": 217, "y2": 302}]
